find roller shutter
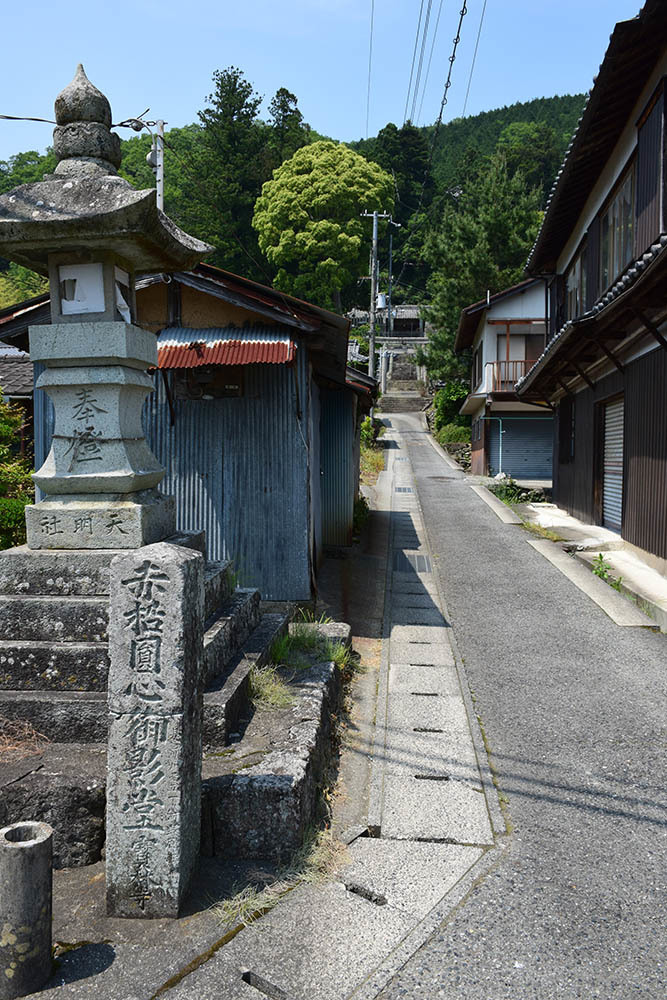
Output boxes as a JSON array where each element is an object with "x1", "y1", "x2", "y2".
[{"x1": 602, "y1": 398, "x2": 624, "y2": 532}]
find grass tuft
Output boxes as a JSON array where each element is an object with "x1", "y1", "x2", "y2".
[
  {"x1": 521, "y1": 521, "x2": 564, "y2": 542},
  {"x1": 248, "y1": 665, "x2": 295, "y2": 710},
  {"x1": 214, "y1": 828, "x2": 347, "y2": 929}
]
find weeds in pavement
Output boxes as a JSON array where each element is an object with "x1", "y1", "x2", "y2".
[
  {"x1": 214, "y1": 828, "x2": 347, "y2": 929},
  {"x1": 591, "y1": 552, "x2": 623, "y2": 591},
  {"x1": 521, "y1": 521, "x2": 564, "y2": 543}
]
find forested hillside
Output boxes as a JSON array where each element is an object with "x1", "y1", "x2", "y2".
[{"x1": 0, "y1": 72, "x2": 586, "y2": 376}]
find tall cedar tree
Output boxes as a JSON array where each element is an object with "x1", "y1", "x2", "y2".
[{"x1": 423, "y1": 152, "x2": 542, "y2": 381}]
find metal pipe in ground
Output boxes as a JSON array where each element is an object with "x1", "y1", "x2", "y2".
[{"x1": 0, "y1": 821, "x2": 53, "y2": 999}]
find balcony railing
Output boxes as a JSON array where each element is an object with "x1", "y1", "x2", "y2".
[{"x1": 484, "y1": 360, "x2": 531, "y2": 392}]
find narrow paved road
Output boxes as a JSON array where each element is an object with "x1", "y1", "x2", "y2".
[{"x1": 378, "y1": 413, "x2": 666, "y2": 1000}]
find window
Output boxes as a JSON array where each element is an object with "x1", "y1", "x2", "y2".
[
  {"x1": 566, "y1": 244, "x2": 588, "y2": 319},
  {"x1": 472, "y1": 346, "x2": 482, "y2": 390},
  {"x1": 599, "y1": 166, "x2": 635, "y2": 291}
]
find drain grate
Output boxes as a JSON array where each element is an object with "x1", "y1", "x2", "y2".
[
  {"x1": 393, "y1": 551, "x2": 432, "y2": 573},
  {"x1": 395, "y1": 486, "x2": 413, "y2": 493}
]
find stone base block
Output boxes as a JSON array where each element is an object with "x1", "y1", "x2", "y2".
[
  {"x1": 25, "y1": 490, "x2": 176, "y2": 550},
  {"x1": 0, "y1": 530, "x2": 206, "y2": 594}
]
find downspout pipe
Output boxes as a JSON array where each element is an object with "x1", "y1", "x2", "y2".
[{"x1": 484, "y1": 415, "x2": 504, "y2": 475}]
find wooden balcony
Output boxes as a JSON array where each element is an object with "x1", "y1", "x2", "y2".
[{"x1": 485, "y1": 360, "x2": 532, "y2": 392}]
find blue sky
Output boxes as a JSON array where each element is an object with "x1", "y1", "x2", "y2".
[{"x1": 0, "y1": 0, "x2": 643, "y2": 161}]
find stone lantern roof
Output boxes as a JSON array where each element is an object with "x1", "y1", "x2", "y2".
[{"x1": 0, "y1": 65, "x2": 212, "y2": 275}]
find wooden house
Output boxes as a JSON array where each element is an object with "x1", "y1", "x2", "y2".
[
  {"x1": 517, "y1": 0, "x2": 667, "y2": 572},
  {"x1": 456, "y1": 280, "x2": 553, "y2": 479}
]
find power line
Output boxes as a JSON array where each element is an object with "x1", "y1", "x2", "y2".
[
  {"x1": 403, "y1": 0, "x2": 426, "y2": 124},
  {"x1": 365, "y1": 0, "x2": 375, "y2": 139},
  {"x1": 410, "y1": 0, "x2": 434, "y2": 124},
  {"x1": 0, "y1": 114, "x2": 55, "y2": 124},
  {"x1": 416, "y1": 0, "x2": 446, "y2": 126},
  {"x1": 395, "y1": 3, "x2": 469, "y2": 288},
  {"x1": 462, "y1": 0, "x2": 488, "y2": 117}
]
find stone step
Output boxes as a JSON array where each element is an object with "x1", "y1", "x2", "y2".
[
  {"x1": 0, "y1": 622, "x2": 349, "y2": 869},
  {"x1": 204, "y1": 559, "x2": 233, "y2": 620},
  {"x1": 0, "y1": 579, "x2": 254, "y2": 693},
  {"x1": 0, "y1": 612, "x2": 290, "y2": 745},
  {"x1": 0, "y1": 530, "x2": 206, "y2": 597},
  {"x1": 0, "y1": 640, "x2": 109, "y2": 691},
  {"x1": 203, "y1": 611, "x2": 290, "y2": 747},
  {"x1": 378, "y1": 395, "x2": 427, "y2": 413},
  {"x1": 388, "y1": 379, "x2": 420, "y2": 391},
  {"x1": 0, "y1": 594, "x2": 109, "y2": 642},
  {"x1": 203, "y1": 588, "x2": 261, "y2": 685}
]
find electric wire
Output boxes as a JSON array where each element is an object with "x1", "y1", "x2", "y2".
[
  {"x1": 0, "y1": 114, "x2": 56, "y2": 124},
  {"x1": 409, "y1": 0, "x2": 434, "y2": 124},
  {"x1": 462, "y1": 0, "x2": 488, "y2": 117},
  {"x1": 395, "y1": 3, "x2": 469, "y2": 288},
  {"x1": 403, "y1": 0, "x2": 426, "y2": 124},
  {"x1": 416, "y1": 0, "x2": 446, "y2": 126},
  {"x1": 366, "y1": 0, "x2": 375, "y2": 139}
]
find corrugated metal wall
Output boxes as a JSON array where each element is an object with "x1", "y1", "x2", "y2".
[
  {"x1": 554, "y1": 368, "x2": 625, "y2": 525},
  {"x1": 487, "y1": 416, "x2": 553, "y2": 478},
  {"x1": 553, "y1": 348, "x2": 667, "y2": 560},
  {"x1": 144, "y1": 352, "x2": 312, "y2": 600},
  {"x1": 309, "y1": 379, "x2": 322, "y2": 564},
  {"x1": 320, "y1": 387, "x2": 355, "y2": 546}
]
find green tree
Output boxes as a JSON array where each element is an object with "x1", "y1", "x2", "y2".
[
  {"x1": 0, "y1": 392, "x2": 34, "y2": 549},
  {"x1": 496, "y1": 121, "x2": 562, "y2": 198},
  {"x1": 423, "y1": 152, "x2": 542, "y2": 381},
  {"x1": 267, "y1": 87, "x2": 310, "y2": 167},
  {"x1": 0, "y1": 149, "x2": 57, "y2": 195},
  {"x1": 253, "y1": 140, "x2": 394, "y2": 308}
]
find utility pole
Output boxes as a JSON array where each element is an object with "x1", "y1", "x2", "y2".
[
  {"x1": 147, "y1": 121, "x2": 166, "y2": 212},
  {"x1": 361, "y1": 209, "x2": 390, "y2": 377},
  {"x1": 387, "y1": 217, "x2": 401, "y2": 336}
]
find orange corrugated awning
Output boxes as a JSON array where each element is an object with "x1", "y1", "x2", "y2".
[{"x1": 157, "y1": 327, "x2": 296, "y2": 369}]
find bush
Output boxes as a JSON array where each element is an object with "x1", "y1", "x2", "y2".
[
  {"x1": 0, "y1": 497, "x2": 27, "y2": 549},
  {"x1": 436, "y1": 423, "x2": 471, "y2": 445},
  {"x1": 487, "y1": 477, "x2": 546, "y2": 505},
  {"x1": 433, "y1": 382, "x2": 470, "y2": 431}
]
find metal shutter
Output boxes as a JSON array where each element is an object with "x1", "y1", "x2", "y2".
[{"x1": 603, "y1": 399, "x2": 624, "y2": 532}]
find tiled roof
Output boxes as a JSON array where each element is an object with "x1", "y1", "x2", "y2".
[
  {"x1": 0, "y1": 350, "x2": 33, "y2": 396},
  {"x1": 157, "y1": 327, "x2": 296, "y2": 369},
  {"x1": 517, "y1": 234, "x2": 667, "y2": 392}
]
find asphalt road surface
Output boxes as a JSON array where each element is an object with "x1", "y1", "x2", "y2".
[{"x1": 377, "y1": 413, "x2": 666, "y2": 1000}]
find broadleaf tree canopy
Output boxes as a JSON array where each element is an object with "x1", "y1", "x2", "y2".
[{"x1": 252, "y1": 140, "x2": 394, "y2": 309}]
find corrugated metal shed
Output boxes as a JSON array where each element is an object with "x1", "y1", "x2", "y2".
[
  {"x1": 320, "y1": 387, "x2": 356, "y2": 547},
  {"x1": 144, "y1": 348, "x2": 313, "y2": 601},
  {"x1": 157, "y1": 327, "x2": 296, "y2": 368}
]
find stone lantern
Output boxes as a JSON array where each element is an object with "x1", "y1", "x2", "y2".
[{"x1": 0, "y1": 65, "x2": 212, "y2": 548}]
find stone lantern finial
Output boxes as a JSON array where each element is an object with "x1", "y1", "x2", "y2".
[{"x1": 52, "y1": 64, "x2": 121, "y2": 178}]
